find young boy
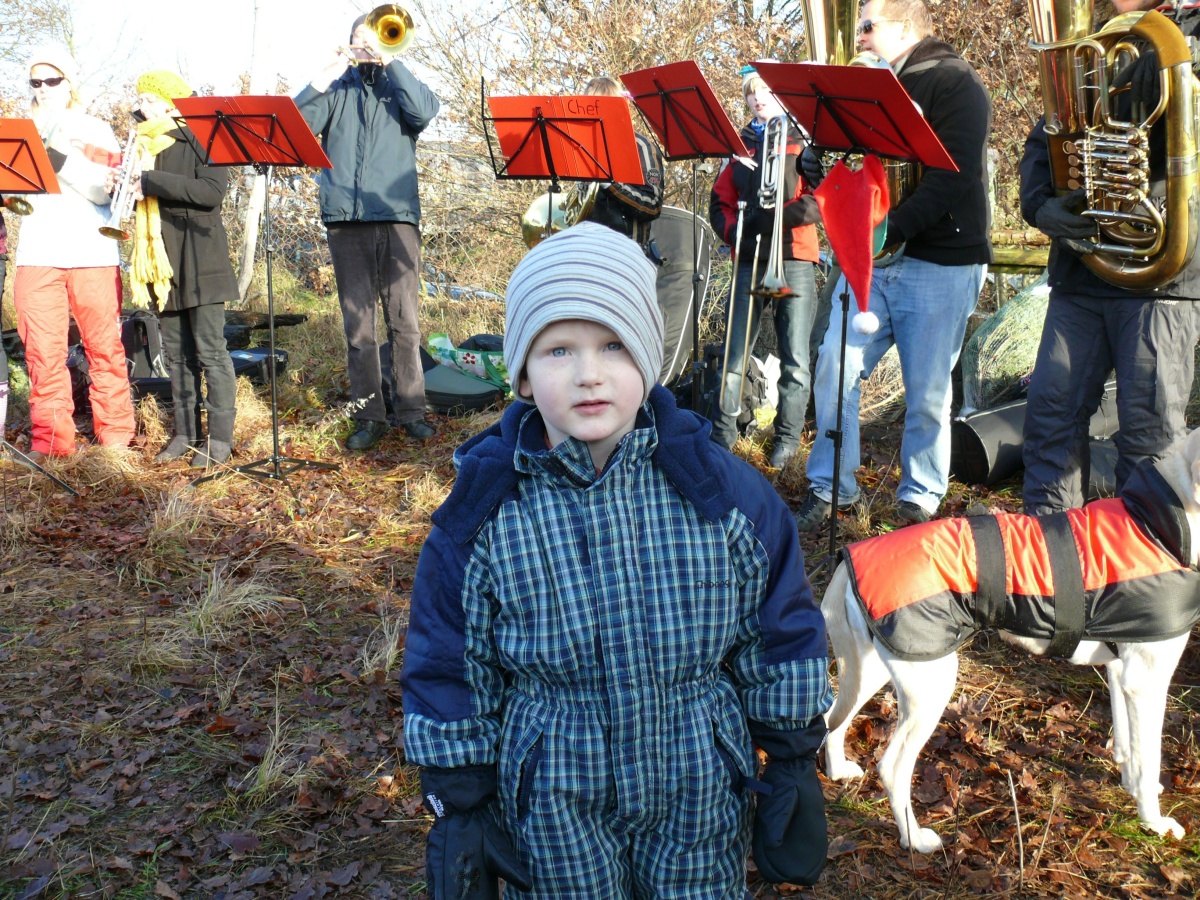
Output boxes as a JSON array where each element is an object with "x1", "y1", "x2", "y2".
[{"x1": 400, "y1": 222, "x2": 831, "y2": 899}]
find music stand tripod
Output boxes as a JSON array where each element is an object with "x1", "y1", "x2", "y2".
[
  {"x1": 621, "y1": 62, "x2": 750, "y2": 411},
  {"x1": 753, "y1": 61, "x2": 958, "y2": 576},
  {"x1": 171, "y1": 95, "x2": 337, "y2": 491},
  {"x1": 0, "y1": 118, "x2": 77, "y2": 495}
]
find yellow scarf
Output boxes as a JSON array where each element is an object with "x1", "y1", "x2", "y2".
[{"x1": 129, "y1": 117, "x2": 179, "y2": 310}]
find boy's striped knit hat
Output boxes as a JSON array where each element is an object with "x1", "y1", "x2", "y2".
[{"x1": 504, "y1": 222, "x2": 662, "y2": 404}]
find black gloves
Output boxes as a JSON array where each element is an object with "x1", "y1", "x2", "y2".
[
  {"x1": 1113, "y1": 49, "x2": 1161, "y2": 116},
  {"x1": 745, "y1": 207, "x2": 775, "y2": 238},
  {"x1": 422, "y1": 764, "x2": 532, "y2": 900},
  {"x1": 1034, "y1": 187, "x2": 1097, "y2": 255},
  {"x1": 750, "y1": 718, "x2": 828, "y2": 886},
  {"x1": 783, "y1": 195, "x2": 822, "y2": 228},
  {"x1": 800, "y1": 146, "x2": 825, "y2": 189},
  {"x1": 45, "y1": 147, "x2": 67, "y2": 173}
]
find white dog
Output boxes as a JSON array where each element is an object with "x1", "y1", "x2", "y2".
[{"x1": 821, "y1": 428, "x2": 1200, "y2": 853}]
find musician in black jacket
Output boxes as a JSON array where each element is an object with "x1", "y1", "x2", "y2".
[
  {"x1": 795, "y1": 0, "x2": 992, "y2": 530},
  {"x1": 1020, "y1": 0, "x2": 1200, "y2": 514},
  {"x1": 579, "y1": 76, "x2": 664, "y2": 257},
  {"x1": 124, "y1": 71, "x2": 240, "y2": 469}
]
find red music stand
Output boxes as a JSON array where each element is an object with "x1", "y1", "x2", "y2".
[
  {"x1": 621, "y1": 61, "x2": 751, "y2": 408},
  {"x1": 483, "y1": 87, "x2": 646, "y2": 253},
  {"x1": 752, "y1": 62, "x2": 957, "y2": 573},
  {"x1": 172, "y1": 95, "x2": 337, "y2": 491},
  {"x1": 0, "y1": 117, "x2": 60, "y2": 200},
  {"x1": 485, "y1": 92, "x2": 644, "y2": 187},
  {"x1": 752, "y1": 61, "x2": 956, "y2": 169},
  {"x1": 0, "y1": 119, "x2": 77, "y2": 494}
]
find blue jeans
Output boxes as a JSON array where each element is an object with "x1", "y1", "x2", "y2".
[
  {"x1": 806, "y1": 255, "x2": 984, "y2": 511},
  {"x1": 710, "y1": 258, "x2": 818, "y2": 449}
]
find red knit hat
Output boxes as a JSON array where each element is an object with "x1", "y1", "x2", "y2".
[{"x1": 813, "y1": 155, "x2": 890, "y2": 335}]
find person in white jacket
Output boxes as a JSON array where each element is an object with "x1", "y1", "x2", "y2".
[{"x1": 13, "y1": 46, "x2": 135, "y2": 461}]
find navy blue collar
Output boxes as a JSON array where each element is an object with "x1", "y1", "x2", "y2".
[{"x1": 434, "y1": 385, "x2": 735, "y2": 544}]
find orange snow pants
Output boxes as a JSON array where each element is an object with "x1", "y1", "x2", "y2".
[{"x1": 14, "y1": 266, "x2": 135, "y2": 455}]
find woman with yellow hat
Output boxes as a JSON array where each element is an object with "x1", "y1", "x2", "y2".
[{"x1": 124, "y1": 70, "x2": 240, "y2": 468}]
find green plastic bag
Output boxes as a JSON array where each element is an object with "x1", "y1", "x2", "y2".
[{"x1": 427, "y1": 333, "x2": 510, "y2": 390}]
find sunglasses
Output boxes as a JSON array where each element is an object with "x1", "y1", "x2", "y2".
[
  {"x1": 29, "y1": 76, "x2": 65, "y2": 88},
  {"x1": 857, "y1": 18, "x2": 897, "y2": 35}
]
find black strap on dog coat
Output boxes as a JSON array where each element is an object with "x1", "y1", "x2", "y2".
[
  {"x1": 967, "y1": 513, "x2": 1004, "y2": 630},
  {"x1": 1041, "y1": 512, "x2": 1086, "y2": 658}
]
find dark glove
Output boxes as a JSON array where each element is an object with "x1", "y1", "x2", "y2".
[
  {"x1": 800, "y1": 146, "x2": 825, "y2": 188},
  {"x1": 1112, "y1": 48, "x2": 1161, "y2": 116},
  {"x1": 45, "y1": 147, "x2": 67, "y2": 173},
  {"x1": 422, "y1": 764, "x2": 533, "y2": 900},
  {"x1": 783, "y1": 195, "x2": 821, "y2": 228},
  {"x1": 1034, "y1": 188, "x2": 1098, "y2": 243},
  {"x1": 750, "y1": 718, "x2": 828, "y2": 886},
  {"x1": 746, "y1": 207, "x2": 775, "y2": 237}
]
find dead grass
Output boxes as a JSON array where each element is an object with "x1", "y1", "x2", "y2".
[
  {"x1": 186, "y1": 564, "x2": 289, "y2": 643},
  {"x1": 4, "y1": 263, "x2": 1200, "y2": 899},
  {"x1": 357, "y1": 612, "x2": 406, "y2": 681}
]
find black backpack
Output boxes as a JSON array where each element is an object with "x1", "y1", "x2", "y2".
[
  {"x1": 120, "y1": 310, "x2": 169, "y2": 380},
  {"x1": 676, "y1": 343, "x2": 767, "y2": 435}
]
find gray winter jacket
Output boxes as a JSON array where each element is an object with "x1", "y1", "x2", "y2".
[{"x1": 295, "y1": 61, "x2": 439, "y2": 225}]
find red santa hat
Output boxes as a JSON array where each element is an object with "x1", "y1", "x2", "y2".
[{"x1": 813, "y1": 155, "x2": 890, "y2": 335}]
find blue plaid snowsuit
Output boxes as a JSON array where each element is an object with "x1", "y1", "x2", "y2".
[{"x1": 401, "y1": 386, "x2": 831, "y2": 898}]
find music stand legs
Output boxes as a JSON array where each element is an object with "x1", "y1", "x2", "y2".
[
  {"x1": 192, "y1": 165, "x2": 337, "y2": 492},
  {"x1": 807, "y1": 283, "x2": 851, "y2": 579},
  {"x1": 0, "y1": 440, "x2": 79, "y2": 495}
]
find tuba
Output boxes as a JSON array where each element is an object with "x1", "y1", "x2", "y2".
[
  {"x1": 519, "y1": 182, "x2": 598, "y2": 248},
  {"x1": 799, "y1": 0, "x2": 922, "y2": 257},
  {"x1": 1026, "y1": 1, "x2": 1199, "y2": 289},
  {"x1": 2, "y1": 195, "x2": 33, "y2": 215}
]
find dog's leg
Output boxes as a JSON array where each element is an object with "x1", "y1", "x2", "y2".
[
  {"x1": 1105, "y1": 655, "x2": 1133, "y2": 792},
  {"x1": 822, "y1": 564, "x2": 891, "y2": 781},
  {"x1": 878, "y1": 650, "x2": 959, "y2": 854},
  {"x1": 1110, "y1": 636, "x2": 1189, "y2": 839}
]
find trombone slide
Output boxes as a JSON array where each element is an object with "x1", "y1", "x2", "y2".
[
  {"x1": 752, "y1": 115, "x2": 793, "y2": 298},
  {"x1": 719, "y1": 209, "x2": 758, "y2": 418}
]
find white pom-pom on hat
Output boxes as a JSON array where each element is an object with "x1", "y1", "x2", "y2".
[{"x1": 852, "y1": 310, "x2": 879, "y2": 335}]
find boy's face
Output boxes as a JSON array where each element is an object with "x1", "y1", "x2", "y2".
[
  {"x1": 746, "y1": 87, "x2": 784, "y2": 124},
  {"x1": 518, "y1": 319, "x2": 645, "y2": 473}
]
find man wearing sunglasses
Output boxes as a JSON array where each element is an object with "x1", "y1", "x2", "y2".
[{"x1": 796, "y1": 0, "x2": 992, "y2": 531}]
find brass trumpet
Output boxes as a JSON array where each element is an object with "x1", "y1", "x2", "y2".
[
  {"x1": 343, "y1": 4, "x2": 415, "y2": 64},
  {"x1": 100, "y1": 129, "x2": 140, "y2": 240}
]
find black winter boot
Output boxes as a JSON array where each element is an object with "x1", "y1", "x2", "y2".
[
  {"x1": 155, "y1": 434, "x2": 196, "y2": 463},
  {"x1": 161, "y1": 361, "x2": 203, "y2": 463},
  {"x1": 191, "y1": 407, "x2": 236, "y2": 469}
]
